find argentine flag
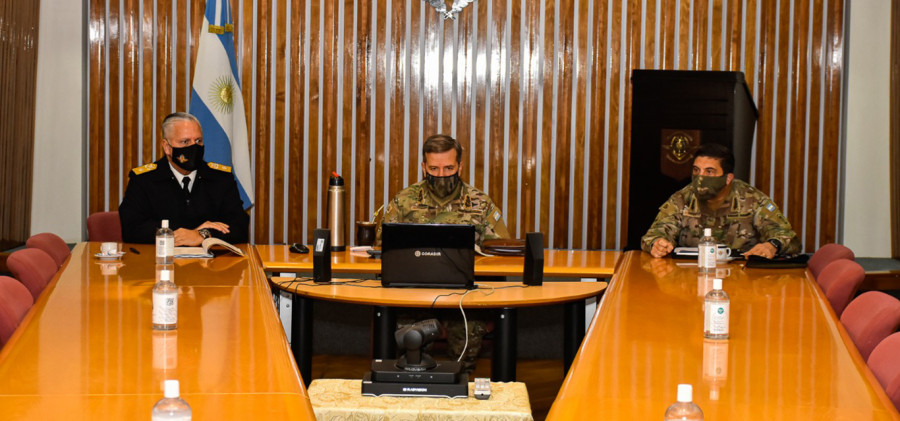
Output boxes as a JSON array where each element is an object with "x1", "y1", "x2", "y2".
[{"x1": 189, "y1": 0, "x2": 253, "y2": 209}]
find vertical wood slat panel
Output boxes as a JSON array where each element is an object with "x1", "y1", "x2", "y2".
[
  {"x1": 504, "y1": 0, "x2": 521, "y2": 237},
  {"x1": 288, "y1": 0, "x2": 306, "y2": 242},
  {"x1": 693, "y1": 0, "x2": 709, "y2": 69},
  {"x1": 109, "y1": 0, "x2": 122, "y2": 210},
  {"x1": 89, "y1": 0, "x2": 105, "y2": 216},
  {"x1": 552, "y1": 0, "x2": 574, "y2": 248},
  {"x1": 805, "y1": 0, "x2": 824, "y2": 250},
  {"x1": 0, "y1": 0, "x2": 39, "y2": 247},
  {"x1": 123, "y1": 0, "x2": 139, "y2": 184},
  {"x1": 273, "y1": 0, "x2": 287, "y2": 244},
  {"x1": 538, "y1": 0, "x2": 554, "y2": 238},
  {"x1": 891, "y1": 0, "x2": 900, "y2": 259},
  {"x1": 254, "y1": 0, "x2": 271, "y2": 242},
  {"x1": 85, "y1": 0, "x2": 849, "y2": 251},
  {"x1": 788, "y1": 0, "x2": 810, "y2": 246},
  {"x1": 586, "y1": 0, "x2": 609, "y2": 247},
  {"x1": 604, "y1": 0, "x2": 623, "y2": 248},
  {"x1": 821, "y1": 0, "x2": 844, "y2": 245}
]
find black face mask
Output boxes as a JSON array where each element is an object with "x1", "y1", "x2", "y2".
[
  {"x1": 425, "y1": 172, "x2": 461, "y2": 200},
  {"x1": 170, "y1": 143, "x2": 204, "y2": 172}
]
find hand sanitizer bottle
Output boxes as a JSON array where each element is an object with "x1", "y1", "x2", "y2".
[
  {"x1": 664, "y1": 384, "x2": 704, "y2": 420},
  {"x1": 156, "y1": 219, "x2": 174, "y2": 264},
  {"x1": 698, "y1": 228, "x2": 716, "y2": 274},
  {"x1": 153, "y1": 269, "x2": 177, "y2": 331},
  {"x1": 704, "y1": 278, "x2": 730, "y2": 339},
  {"x1": 152, "y1": 380, "x2": 192, "y2": 420}
]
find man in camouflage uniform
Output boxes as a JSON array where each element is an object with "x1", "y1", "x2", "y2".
[
  {"x1": 642, "y1": 143, "x2": 800, "y2": 258},
  {"x1": 378, "y1": 134, "x2": 510, "y2": 371}
]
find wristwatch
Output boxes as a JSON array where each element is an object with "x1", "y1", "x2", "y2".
[
  {"x1": 198, "y1": 228, "x2": 211, "y2": 239},
  {"x1": 767, "y1": 238, "x2": 783, "y2": 254}
]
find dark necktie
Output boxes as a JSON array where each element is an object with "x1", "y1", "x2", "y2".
[{"x1": 182, "y1": 177, "x2": 191, "y2": 195}]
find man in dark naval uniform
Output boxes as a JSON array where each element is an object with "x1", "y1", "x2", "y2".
[{"x1": 119, "y1": 112, "x2": 249, "y2": 245}]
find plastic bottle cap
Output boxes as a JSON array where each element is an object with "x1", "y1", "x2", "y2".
[
  {"x1": 713, "y1": 278, "x2": 723, "y2": 290},
  {"x1": 676, "y1": 384, "x2": 693, "y2": 402},
  {"x1": 160, "y1": 270, "x2": 171, "y2": 281},
  {"x1": 704, "y1": 228, "x2": 712, "y2": 236},
  {"x1": 163, "y1": 379, "x2": 180, "y2": 398},
  {"x1": 161, "y1": 220, "x2": 169, "y2": 228}
]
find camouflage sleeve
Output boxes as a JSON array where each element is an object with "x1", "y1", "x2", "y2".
[
  {"x1": 482, "y1": 202, "x2": 510, "y2": 240},
  {"x1": 752, "y1": 198, "x2": 802, "y2": 255},
  {"x1": 374, "y1": 199, "x2": 402, "y2": 246},
  {"x1": 640, "y1": 196, "x2": 684, "y2": 253}
]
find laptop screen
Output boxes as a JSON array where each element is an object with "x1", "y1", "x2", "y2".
[{"x1": 380, "y1": 223, "x2": 475, "y2": 289}]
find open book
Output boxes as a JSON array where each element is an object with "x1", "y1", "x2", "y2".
[{"x1": 174, "y1": 237, "x2": 245, "y2": 258}]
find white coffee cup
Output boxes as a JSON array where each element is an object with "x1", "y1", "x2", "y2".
[
  {"x1": 716, "y1": 245, "x2": 732, "y2": 261},
  {"x1": 100, "y1": 242, "x2": 119, "y2": 255}
]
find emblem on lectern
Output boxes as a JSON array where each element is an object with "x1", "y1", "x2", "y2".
[{"x1": 660, "y1": 129, "x2": 701, "y2": 181}]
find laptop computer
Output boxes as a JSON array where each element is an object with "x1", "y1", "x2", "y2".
[{"x1": 380, "y1": 223, "x2": 475, "y2": 289}]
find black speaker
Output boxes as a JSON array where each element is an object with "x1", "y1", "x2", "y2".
[
  {"x1": 313, "y1": 228, "x2": 331, "y2": 284},
  {"x1": 523, "y1": 232, "x2": 544, "y2": 286}
]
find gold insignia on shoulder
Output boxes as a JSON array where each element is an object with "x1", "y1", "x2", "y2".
[
  {"x1": 207, "y1": 162, "x2": 232, "y2": 173},
  {"x1": 131, "y1": 163, "x2": 157, "y2": 175}
]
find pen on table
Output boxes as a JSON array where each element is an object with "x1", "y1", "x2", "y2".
[{"x1": 129, "y1": 247, "x2": 140, "y2": 254}]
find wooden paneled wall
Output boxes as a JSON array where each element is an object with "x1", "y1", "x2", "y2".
[
  {"x1": 87, "y1": 0, "x2": 846, "y2": 251},
  {"x1": 0, "y1": 1, "x2": 40, "y2": 250}
]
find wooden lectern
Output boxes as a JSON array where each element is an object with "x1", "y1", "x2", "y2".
[{"x1": 625, "y1": 70, "x2": 758, "y2": 251}]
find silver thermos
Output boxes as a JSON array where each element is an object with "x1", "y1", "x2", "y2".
[{"x1": 327, "y1": 172, "x2": 346, "y2": 251}]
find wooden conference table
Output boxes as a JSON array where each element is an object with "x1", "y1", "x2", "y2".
[
  {"x1": 547, "y1": 251, "x2": 900, "y2": 419},
  {"x1": 256, "y1": 245, "x2": 620, "y2": 383},
  {"x1": 0, "y1": 243, "x2": 315, "y2": 419}
]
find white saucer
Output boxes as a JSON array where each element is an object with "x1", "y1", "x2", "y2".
[{"x1": 95, "y1": 252, "x2": 125, "y2": 260}]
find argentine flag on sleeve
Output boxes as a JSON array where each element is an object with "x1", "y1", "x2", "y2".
[{"x1": 189, "y1": 0, "x2": 253, "y2": 209}]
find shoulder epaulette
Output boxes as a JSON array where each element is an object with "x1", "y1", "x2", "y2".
[
  {"x1": 207, "y1": 162, "x2": 232, "y2": 173},
  {"x1": 131, "y1": 163, "x2": 157, "y2": 175}
]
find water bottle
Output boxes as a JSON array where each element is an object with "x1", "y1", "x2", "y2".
[
  {"x1": 153, "y1": 269, "x2": 177, "y2": 331},
  {"x1": 327, "y1": 172, "x2": 346, "y2": 251},
  {"x1": 156, "y1": 219, "x2": 174, "y2": 264},
  {"x1": 664, "y1": 384, "x2": 704, "y2": 420},
  {"x1": 697, "y1": 228, "x2": 716, "y2": 274},
  {"x1": 704, "y1": 278, "x2": 729, "y2": 340},
  {"x1": 152, "y1": 380, "x2": 192, "y2": 420}
]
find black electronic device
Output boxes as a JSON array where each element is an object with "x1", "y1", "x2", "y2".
[
  {"x1": 289, "y1": 243, "x2": 309, "y2": 254},
  {"x1": 523, "y1": 232, "x2": 544, "y2": 286},
  {"x1": 363, "y1": 319, "x2": 466, "y2": 397},
  {"x1": 380, "y1": 223, "x2": 475, "y2": 289},
  {"x1": 312, "y1": 229, "x2": 331, "y2": 284},
  {"x1": 361, "y1": 372, "x2": 468, "y2": 398}
]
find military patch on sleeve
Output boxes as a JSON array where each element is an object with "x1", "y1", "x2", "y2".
[
  {"x1": 765, "y1": 202, "x2": 776, "y2": 212},
  {"x1": 207, "y1": 162, "x2": 233, "y2": 173},
  {"x1": 131, "y1": 163, "x2": 157, "y2": 175},
  {"x1": 493, "y1": 211, "x2": 501, "y2": 222}
]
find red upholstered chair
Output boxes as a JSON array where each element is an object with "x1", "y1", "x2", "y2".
[
  {"x1": 840, "y1": 291, "x2": 900, "y2": 361},
  {"x1": 809, "y1": 243, "x2": 855, "y2": 279},
  {"x1": 25, "y1": 232, "x2": 70, "y2": 269},
  {"x1": 817, "y1": 259, "x2": 865, "y2": 317},
  {"x1": 87, "y1": 211, "x2": 123, "y2": 242},
  {"x1": 867, "y1": 332, "x2": 900, "y2": 411},
  {"x1": 0, "y1": 276, "x2": 34, "y2": 347},
  {"x1": 6, "y1": 248, "x2": 58, "y2": 300}
]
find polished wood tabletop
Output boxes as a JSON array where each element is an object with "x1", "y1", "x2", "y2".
[
  {"x1": 0, "y1": 243, "x2": 315, "y2": 419},
  {"x1": 269, "y1": 278, "x2": 607, "y2": 308},
  {"x1": 255, "y1": 245, "x2": 621, "y2": 278},
  {"x1": 547, "y1": 252, "x2": 900, "y2": 419}
]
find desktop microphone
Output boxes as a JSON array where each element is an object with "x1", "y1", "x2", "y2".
[
  {"x1": 523, "y1": 232, "x2": 544, "y2": 286},
  {"x1": 313, "y1": 228, "x2": 332, "y2": 284}
]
